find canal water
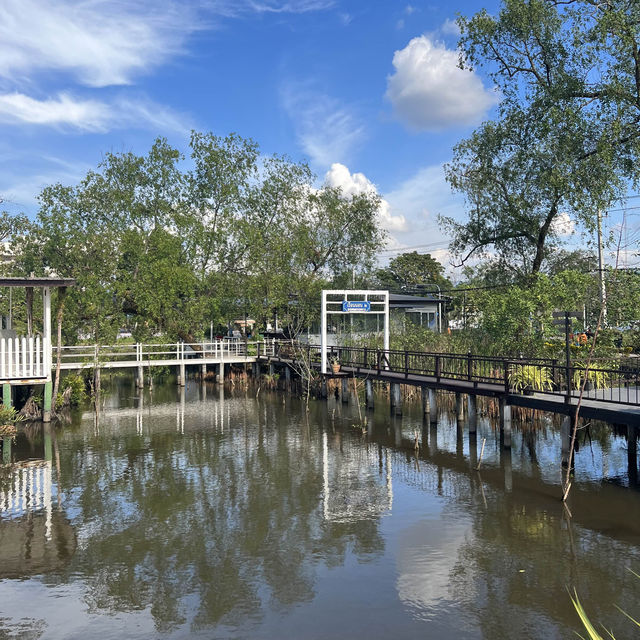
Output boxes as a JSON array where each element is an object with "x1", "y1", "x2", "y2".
[{"x1": 0, "y1": 378, "x2": 639, "y2": 639}]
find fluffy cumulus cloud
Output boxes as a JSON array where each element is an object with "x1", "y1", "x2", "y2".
[
  {"x1": 386, "y1": 35, "x2": 498, "y2": 131},
  {"x1": 325, "y1": 163, "x2": 407, "y2": 232}
]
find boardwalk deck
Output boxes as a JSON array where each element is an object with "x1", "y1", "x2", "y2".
[{"x1": 264, "y1": 354, "x2": 640, "y2": 427}]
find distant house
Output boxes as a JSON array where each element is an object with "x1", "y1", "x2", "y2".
[{"x1": 389, "y1": 292, "x2": 446, "y2": 333}]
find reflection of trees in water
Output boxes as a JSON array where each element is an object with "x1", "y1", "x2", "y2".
[
  {"x1": 447, "y1": 487, "x2": 640, "y2": 638},
  {"x1": 53, "y1": 395, "x2": 386, "y2": 633}
]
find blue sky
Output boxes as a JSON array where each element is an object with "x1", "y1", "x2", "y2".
[{"x1": 4, "y1": 0, "x2": 625, "y2": 272}]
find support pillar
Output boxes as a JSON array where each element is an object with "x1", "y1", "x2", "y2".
[
  {"x1": 201, "y1": 363, "x2": 207, "y2": 380},
  {"x1": 428, "y1": 388, "x2": 437, "y2": 425},
  {"x1": 467, "y1": 395, "x2": 477, "y2": 434},
  {"x1": 561, "y1": 415, "x2": 572, "y2": 469},
  {"x1": 321, "y1": 377, "x2": 328, "y2": 399},
  {"x1": 628, "y1": 425, "x2": 638, "y2": 485},
  {"x1": 43, "y1": 380, "x2": 52, "y2": 423},
  {"x1": 178, "y1": 363, "x2": 186, "y2": 387},
  {"x1": 469, "y1": 431, "x2": 478, "y2": 468},
  {"x1": 341, "y1": 377, "x2": 349, "y2": 403},
  {"x1": 365, "y1": 379, "x2": 374, "y2": 410},
  {"x1": 269, "y1": 363, "x2": 275, "y2": 376},
  {"x1": 136, "y1": 365, "x2": 144, "y2": 389},
  {"x1": 421, "y1": 386, "x2": 429, "y2": 418},
  {"x1": 285, "y1": 366, "x2": 291, "y2": 389},
  {"x1": 2, "y1": 383, "x2": 11, "y2": 407},
  {"x1": 391, "y1": 383, "x2": 402, "y2": 416},
  {"x1": 2, "y1": 436, "x2": 11, "y2": 463},
  {"x1": 455, "y1": 393, "x2": 464, "y2": 422},
  {"x1": 499, "y1": 398, "x2": 511, "y2": 449}
]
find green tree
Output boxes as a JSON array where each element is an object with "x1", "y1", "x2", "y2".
[
  {"x1": 444, "y1": 0, "x2": 640, "y2": 275},
  {"x1": 374, "y1": 251, "x2": 450, "y2": 291}
]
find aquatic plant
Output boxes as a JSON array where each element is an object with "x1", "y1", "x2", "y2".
[
  {"x1": 572, "y1": 366, "x2": 610, "y2": 390},
  {"x1": 509, "y1": 365, "x2": 553, "y2": 393},
  {"x1": 570, "y1": 570, "x2": 640, "y2": 639},
  {"x1": 0, "y1": 405, "x2": 25, "y2": 436}
]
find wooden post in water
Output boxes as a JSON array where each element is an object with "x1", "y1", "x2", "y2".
[
  {"x1": 467, "y1": 395, "x2": 477, "y2": 433},
  {"x1": 284, "y1": 365, "x2": 291, "y2": 389},
  {"x1": 365, "y1": 379, "x2": 374, "y2": 410},
  {"x1": 341, "y1": 377, "x2": 349, "y2": 403},
  {"x1": 42, "y1": 381, "x2": 52, "y2": 422},
  {"x1": 499, "y1": 397, "x2": 512, "y2": 449},
  {"x1": 421, "y1": 386, "x2": 429, "y2": 418},
  {"x1": 455, "y1": 393, "x2": 464, "y2": 422},
  {"x1": 201, "y1": 363, "x2": 207, "y2": 380},
  {"x1": 2, "y1": 383, "x2": 11, "y2": 407},
  {"x1": 321, "y1": 377, "x2": 328, "y2": 399},
  {"x1": 391, "y1": 383, "x2": 402, "y2": 416},
  {"x1": 428, "y1": 388, "x2": 437, "y2": 425},
  {"x1": 469, "y1": 431, "x2": 478, "y2": 469}
]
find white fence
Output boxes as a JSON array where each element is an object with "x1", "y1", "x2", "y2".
[
  {"x1": 0, "y1": 336, "x2": 48, "y2": 380},
  {"x1": 53, "y1": 339, "x2": 275, "y2": 370}
]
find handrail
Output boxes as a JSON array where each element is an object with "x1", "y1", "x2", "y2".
[{"x1": 271, "y1": 341, "x2": 640, "y2": 407}]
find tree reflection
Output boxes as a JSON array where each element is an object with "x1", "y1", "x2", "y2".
[{"x1": 51, "y1": 393, "x2": 386, "y2": 633}]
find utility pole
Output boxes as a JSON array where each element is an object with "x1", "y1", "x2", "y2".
[{"x1": 597, "y1": 209, "x2": 607, "y2": 325}]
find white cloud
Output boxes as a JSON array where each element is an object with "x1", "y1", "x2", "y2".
[
  {"x1": 0, "y1": 92, "x2": 190, "y2": 134},
  {"x1": 386, "y1": 35, "x2": 498, "y2": 131},
  {"x1": 441, "y1": 18, "x2": 461, "y2": 37},
  {"x1": 0, "y1": 1, "x2": 334, "y2": 89},
  {"x1": 246, "y1": 0, "x2": 335, "y2": 12},
  {"x1": 550, "y1": 211, "x2": 575, "y2": 237},
  {"x1": 325, "y1": 163, "x2": 407, "y2": 233},
  {"x1": 0, "y1": 0, "x2": 203, "y2": 88},
  {"x1": 282, "y1": 85, "x2": 365, "y2": 167}
]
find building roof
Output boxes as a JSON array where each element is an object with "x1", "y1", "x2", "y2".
[
  {"x1": 389, "y1": 292, "x2": 444, "y2": 308},
  {"x1": 0, "y1": 277, "x2": 75, "y2": 288}
]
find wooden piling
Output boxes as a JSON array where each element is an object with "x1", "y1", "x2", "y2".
[
  {"x1": 428, "y1": 388, "x2": 437, "y2": 425},
  {"x1": 467, "y1": 395, "x2": 477, "y2": 433},
  {"x1": 561, "y1": 415, "x2": 572, "y2": 469},
  {"x1": 365, "y1": 379, "x2": 374, "y2": 410},
  {"x1": 421, "y1": 386, "x2": 429, "y2": 418},
  {"x1": 455, "y1": 393, "x2": 464, "y2": 421},
  {"x1": 341, "y1": 377, "x2": 349, "y2": 403},
  {"x1": 499, "y1": 398, "x2": 511, "y2": 449},
  {"x1": 391, "y1": 383, "x2": 402, "y2": 416}
]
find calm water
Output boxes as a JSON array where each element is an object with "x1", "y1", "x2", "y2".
[{"x1": 1, "y1": 378, "x2": 640, "y2": 639}]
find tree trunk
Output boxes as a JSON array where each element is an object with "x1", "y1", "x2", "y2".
[
  {"x1": 531, "y1": 201, "x2": 559, "y2": 274},
  {"x1": 51, "y1": 287, "x2": 67, "y2": 416}
]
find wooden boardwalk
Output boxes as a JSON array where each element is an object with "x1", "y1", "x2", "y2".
[{"x1": 263, "y1": 346, "x2": 640, "y2": 428}]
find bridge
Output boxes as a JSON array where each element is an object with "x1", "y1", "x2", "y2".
[{"x1": 262, "y1": 342, "x2": 640, "y2": 469}]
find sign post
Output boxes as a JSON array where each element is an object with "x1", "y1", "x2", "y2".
[
  {"x1": 321, "y1": 290, "x2": 389, "y2": 374},
  {"x1": 552, "y1": 310, "x2": 584, "y2": 402}
]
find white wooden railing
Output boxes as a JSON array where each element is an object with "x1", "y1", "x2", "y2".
[
  {"x1": 52, "y1": 339, "x2": 276, "y2": 370},
  {"x1": 0, "y1": 336, "x2": 48, "y2": 380}
]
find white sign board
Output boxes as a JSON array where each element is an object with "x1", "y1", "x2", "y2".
[{"x1": 321, "y1": 290, "x2": 389, "y2": 374}]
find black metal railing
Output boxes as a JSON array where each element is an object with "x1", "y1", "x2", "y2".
[{"x1": 269, "y1": 341, "x2": 640, "y2": 407}]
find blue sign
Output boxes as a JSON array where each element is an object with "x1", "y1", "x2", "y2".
[{"x1": 342, "y1": 300, "x2": 371, "y2": 312}]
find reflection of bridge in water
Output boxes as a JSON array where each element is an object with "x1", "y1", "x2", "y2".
[{"x1": 0, "y1": 429, "x2": 76, "y2": 579}]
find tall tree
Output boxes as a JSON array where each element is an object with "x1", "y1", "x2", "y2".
[
  {"x1": 374, "y1": 251, "x2": 450, "y2": 291},
  {"x1": 444, "y1": 0, "x2": 640, "y2": 275}
]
